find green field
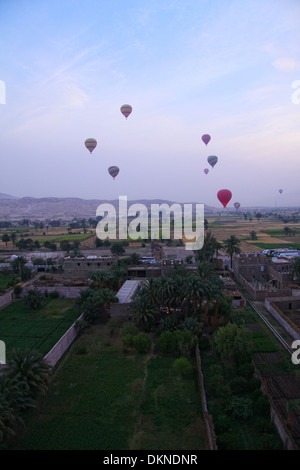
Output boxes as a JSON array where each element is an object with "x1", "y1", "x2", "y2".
[
  {"x1": 9, "y1": 325, "x2": 208, "y2": 450},
  {"x1": 35, "y1": 233, "x2": 94, "y2": 243},
  {"x1": 0, "y1": 298, "x2": 79, "y2": 357},
  {"x1": 247, "y1": 242, "x2": 300, "y2": 249},
  {"x1": 0, "y1": 274, "x2": 16, "y2": 292}
]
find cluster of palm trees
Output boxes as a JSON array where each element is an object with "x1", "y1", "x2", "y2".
[
  {"x1": 194, "y1": 231, "x2": 242, "y2": 269},
  {"x1": 130, "y1": 261, "x2": 231, "y2": 333}
]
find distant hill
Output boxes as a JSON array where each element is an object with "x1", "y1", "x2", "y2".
[
  {"x1": 0, "y1": 196, "x2": 219, "y2": 221},
  {"x1": 0, "y1": 193, "x2": 18, "y2": 200}
]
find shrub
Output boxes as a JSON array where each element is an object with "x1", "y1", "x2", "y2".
[
  {"x1": 133, "y1": 333, "x2": 151, "y2": 354},
  {"x1": 159, "y1": 315, "x2": 178, "y2": 332},
  {"x1": 179, "y1": 317, "x2": 202, "y2": 335},
  {"x1": 226, "y1": 396, "x2": 253, "y2": 421},
  {"x1": 230, "y1": 376, "x2": 249, "y2": 394},
  {"x1": 120, "y1": 321, "x2": 139, "y2": 338},
  {"x1": 156, "y1": 331, "x2": 179, "y2": 355},
  {"x1": 217, "y1": 432, "x2": 242, "y2": 450},
  {"x1": 48, "y1": 290, "x2": 59, "y2": 299},
  {"x1": 261, "y1": 433, "x2": 282, "y2": 450},
  {"x1": 122, "y1": 334, "x2": 135, "y2": 349},
  {"x1": 247, "y1": 376, "x2": 261, "y2": 392},
  {"x1": 13, "y1": 285, "x2": 22, "y2": 297},
  {"x1": 254, "y1": 395, "x2": 270, "y2": 417},
  {"x1": 214, "y1": 414, "x2": 233, "y2": 434},
  {"x1": 237, "y1": 362, "x2": 254, "y2": 379},
  {"x1": 172, "y1": 357, "x2": 193, "y2": 378},
  {"x1": 75, "y1": 319, "x2": 90, "y2": 334}
]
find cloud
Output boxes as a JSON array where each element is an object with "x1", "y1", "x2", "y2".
[{"x1": 272, "y1": 58, "x2": 299, "y2": 71}]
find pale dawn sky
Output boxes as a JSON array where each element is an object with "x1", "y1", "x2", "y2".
[{"x1": 0, "y1": 0, "x2": 300, "y2": 209}]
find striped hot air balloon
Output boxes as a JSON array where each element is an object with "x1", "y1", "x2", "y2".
[
  {"x1": 120, "y1": 104, "x2": 132, "y2": 119},
  {"x1": 234, "y1": 202, "x2": 240, "y2": 210},
  {"x1": 85, "y1": 138, "x2": 97, "y2": 154},
  {"x1": 108, "y1": 166, "x2": 120, "y2": 180},
  {"x1": 207, "y1": 155, "x2": 218, "y2": 168}
]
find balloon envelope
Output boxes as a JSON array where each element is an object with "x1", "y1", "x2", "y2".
[
  {"x1": 234, "y1": 202, "x2": 240, "y2": 210},
  {"x1": 202, "y1": 134, "x2": 211, "y2": 145},
  {"x1": 120, "y1": 104, "x2": 132, "y2": 119},
  {"x1": 207, "y1": 155, "x2": 218, "y2": 168},
  {"x1": 85, "y1": 138, "x2": 97, "y2": 153},
  {"x1": 204, "y1": 168, "x2": 209, "y2": 175},
  {"x1": 217, "y1": 189, "x2": 232, "y2": 207},
  {"x1": 279, "y1": 189, "x2": 283, "y2": 194},
  {"x1": 108, "y1": 166, "x2": 120, "y2": 179}
]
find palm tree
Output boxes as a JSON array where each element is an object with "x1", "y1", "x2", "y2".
[
  {"x1": 98, "y1": 288, "x2": 117, "y2": 317},
  {"x1": 291, "y1": 257, "x2": 300, "y2": 283},
  {"x1": 6, "y1": 349, "x2": 51, "y2": 399},
  {"x1": 128, "y1": 253, "x2": 141, "y2": 265},
  {"x1": 110, "y1": 265, "x2": 127, "y2": 290},
  {"x1": 24, "y1": 288, "x2": 44, "y2": 310},
  {"x1": 89, "y1": 270, "x2": 112, "y2": 289},
  {"x1": 182, "y1": 276, "x2": 207, "y2": 318},
  {"x1": 10, "y1": 232, "x2": 17, "y2": 248},
  {"x1": 1, "y1": 234, "x2": 10, "y2": 249},
  {"x1": 130, "y1": 293, "x2": 158, "y2": 331},
  {"x1": 194, "y1": 231, "x2": 221, "y2": 263},
  {"x1": 223, "y1": 235, "x2": 242, "y2": 268}
]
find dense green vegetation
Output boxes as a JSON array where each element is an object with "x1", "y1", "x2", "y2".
[
  {"x1": 0, "y1": 298, "x2": 79, "y2": 357},
  {"x1": 9, "y1": 324, "x2": 208, "y2": 450}
]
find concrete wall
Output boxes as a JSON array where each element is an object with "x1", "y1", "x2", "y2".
[
  {"x1": 43, "y1": 313, "x2": 84, "y2": 367},
  {"x1": 21, "y1": 285, "x2": 88, "y2": 298},
  {"x1": 0, "y1": 289, "x2": 14, "y2": 309},
  {"x1": 265, "y1": 299, "x2": 300, "y2": 340},
  {"x1": 195, "y1": 345, "x2": 218, "y2": 450}
]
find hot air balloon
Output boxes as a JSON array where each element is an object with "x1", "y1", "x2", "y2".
[
  {"x1": 85, "y1": 138, "x2": 97, "y2": 154},
  {"x1": 120, "y1": 104, "x2": 132, "y2": 119},
  {"x1": 279, "y1": 189, "x2": 283, "y2": 194},
  {"x1": 204, "y1": 168, "x2": 209, "y2": 175},
  {"x1": 108, "y1": 166, "x2": 119, "y2": 180},
  {"x1": 217, "y1": 189, "x2": 232, "y2": 208},
  {"x1": 207, "y1": 155, "x2": 218, "y2": 168},
  {"x1": 234, "y1": 202, "x2": 240, "y2": 210},
  {"x1": 202, "y1": 134, "x2": 211, "y2": 146}
]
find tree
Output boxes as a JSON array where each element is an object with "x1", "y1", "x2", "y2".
[
  {"x1": 283, "y1": 226, "x2": 292, "y2": 237},
  {"x1": 6, "y1": 349, "x2": 51, "y2": 399},
  {"x1": 10, "y1": 232, "x2": 17, "y2": 247},
  {"x1": 98, "y1": 288, "x2": 117, "y2": 317},
  {"x1": 223, "y1": 235, "x2": 241, "y2": 269},
  {"x1": 24, "y1": 288, "x2": 44, "y2": 310},
  {"x1": 128, "y1": 253, "x2": 141, "y2": 265},
  {"x1": 89, "y1": 270, "x2": 112, "y2": 289},
  {"x1": 255, "y1": 212, "x2": 262, "y2": 222},
  {"x1": 250, "y1": 230, "x2": 257, "y2": 240},
  {"x1": 291, "y1": 257, "x2": 300, "y2": 283},
  {"x1": 1, "y1": 233, "x2": 10, "y2": 249},
  {"x1": 194, "y1": 231, "x2": 222, "y2": 263},
  {"x1": 110, "y1": 242, "x2": 126, "y2": 256},
  {"x1": 182, "y1": 276, "x2": 207, "y2": 318},
  {"x1": 213, "y1": 323, "x2": 252, "y2": 362},
  {"x1": 130, "y1": 293, "x2": 158, "y2": 330},
  {"x1": 111, "y1": 265, "x2": 127, "y2": 290},
  {"x1": 60, "y1": 240, "x2": 72, "y2": 252},
  {"x1": 76, "y1": 289, "x2": 110, "y2": 323}
]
